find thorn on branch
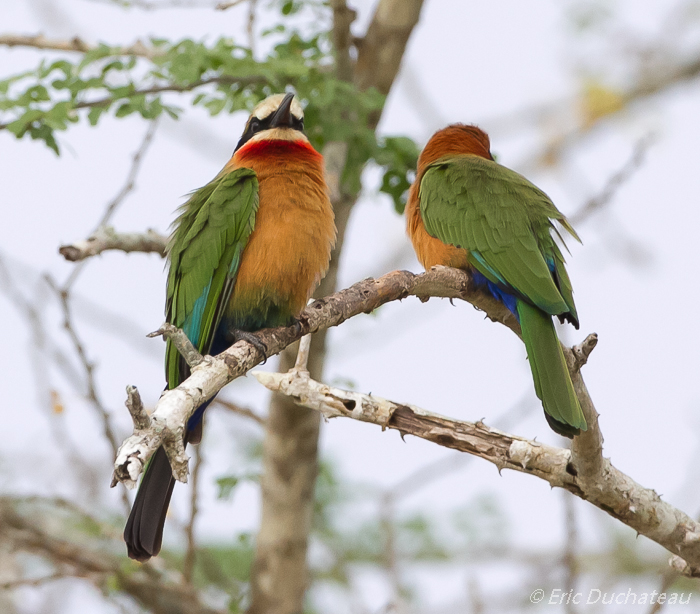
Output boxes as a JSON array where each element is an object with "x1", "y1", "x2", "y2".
[{"x1": 149, "y1": 323, "x2": 204, "y2": 368}]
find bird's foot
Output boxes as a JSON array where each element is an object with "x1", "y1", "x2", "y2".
[
  {"x1": 290, "y1": 315, "x2": 306, "y2": 337},
  {"x1": 230, "y1": 329, "x2": 269, "y2": 364}
]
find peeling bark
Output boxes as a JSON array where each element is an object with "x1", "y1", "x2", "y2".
[{"x1": 253, "y1": 367, "x2": 700, "y2": 576}]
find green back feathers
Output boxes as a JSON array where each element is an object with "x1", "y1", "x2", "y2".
[
  {"x1": 165, "y1": 167, "x2": 259, "y2": 388},
  {"x1": 419, "y1": 155, "x2": 579, "y2": 320},
  {"x1": 418, "y1": 153, "x2": 586, "y2": 436}
]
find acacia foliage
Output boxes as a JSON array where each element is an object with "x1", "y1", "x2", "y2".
[{"x1": 0, "y1": 2, "x2": 417, "y2": 212}]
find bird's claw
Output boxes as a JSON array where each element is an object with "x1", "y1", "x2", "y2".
[
  {"x1": 231, "y1": 329, "x2": 269, "y2": 364},
  {"x1": 290, "y1": 315, "x2": 306, "y2": 337}
]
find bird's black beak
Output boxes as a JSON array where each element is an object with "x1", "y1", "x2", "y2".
[{"x1": 269, "y1": 93, "x2": 295, "y2": 128}]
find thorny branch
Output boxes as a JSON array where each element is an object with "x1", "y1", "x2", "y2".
[
  {"x1": 253, "y1": 339, "x2": 700, "y2": 577},
  {"x1": 111, "y1": 259, "x2": 700, "y2": 575},
  {"x1": 113, "y1": 266, "x2": 513, "y2": 485}
]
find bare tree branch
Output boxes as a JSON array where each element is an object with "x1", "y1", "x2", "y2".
[
  {"x1": 59, "y1": 119, "x2": 160, "y2": 292},
  {"x1": 488, "y1": 54, "x2": 700, "y2": 144},
  {"x1": 294, "y1": 334, "x2": 312, "y2": 371},
  {"x1": 330, "y1": 0, "x2": 356, "y2": 83},
  {"x1": 561, "y1": 493, "x2": 579, "y2": 614},
  {"x1": 59, "y1": 227, "x2": 167, "y2": 262},
  {"x1": 216, "y1": 0, "x2": 248, "y2": 10},
  {"x1": 0, "y1": 573, "x2": 68, "y2": 590},
  {"x1": 149, "y1": 322, "x2": 204, "y2": 369},
  {"x1": 89, "y1": 0, "x2": 219, "y2": 9},
  {"x1": 247, "y1": 4, "x2": 425, "y2": 610},
  {"x1": 97, "y1": 119, "x2": 160, "y2": 227},
  {"x1": 213, "y1": 398, "x2": 266, "y2": 425},
  {"x1": 182, "y1": 444, "x2": 202, "y2": 583},
  {"x1": 514, "y1": 55, "x2": 699, "y2": 171},
  {"x1": 0, "y1": 34, "x2": 161, "y2": 59},
  {"x1": 646, "y1": 568, "x2": 681, "y2": 614},
  {"x1": 112, "y1": 266, "x2": 515, "y2": 488},
  {"x1": 252, "y1": 357, "x2": 700, "y2": 576},
  {"x1": 354, "y1": 0, "x2": 426, "y2": 97},
  {"x1": 0, "y1": 498, "x2": 225, "y2": 614},
  {"x1": 246, "y1": 0, "x2": 258, "y2": 55},
  {"x1": 570, "y1": 133, "x2": 657, "y2": 225},
  {"x1": 44, "y1": 274, "x2": 131, "y2": 514},
  {"x1": 380, "y1": 492, "x2": 408, "y2": 611}
]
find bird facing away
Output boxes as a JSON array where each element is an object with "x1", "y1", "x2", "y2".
[
  {"x1": 406, "y1": 124, "x2": 586, "y2": 438},
  {"x1": 124, "y1": 93, "x2": 336, "y2": 561}
]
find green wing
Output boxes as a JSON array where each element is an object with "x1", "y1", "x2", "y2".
[
  {"x1": 419, "y1": 155, "x2": 579, "y2": 320},
  {"x1": 164, "y1": 167, "x2": 259, "y2": 388}
]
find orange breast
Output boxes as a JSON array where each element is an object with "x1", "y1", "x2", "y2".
[
  {"x1": 405, "y1": 180, "x2": 468, "y2": 270},
  {"x1": 226, "y1": 140, "x2": 336, "y2": 320}
]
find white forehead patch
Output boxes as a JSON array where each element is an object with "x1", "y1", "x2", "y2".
[{"x1": 252, "y1": 93, "x2": 304, "y2": 121}]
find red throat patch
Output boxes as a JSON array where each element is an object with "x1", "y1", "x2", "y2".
[{"x1": 234, "y1": 138, "x2": 322, "y2": 164}]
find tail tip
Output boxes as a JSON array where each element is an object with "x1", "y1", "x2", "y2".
[{"x1": 544, "y1": 412, "x2": 586, "y2": 439}]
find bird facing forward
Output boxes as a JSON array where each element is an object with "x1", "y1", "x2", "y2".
[{"x1": 124, "y1": 92, "x2": 336, "y2": 561}]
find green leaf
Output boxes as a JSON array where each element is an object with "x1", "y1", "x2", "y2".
[
  {"x1": 87, "y1": 105, "x2": 108, "y2": 126},
  {"x1": 30, "y1": 123, "x2": 60, "y2": 155},
  {"x1": 78, "y1": 43, "x2": 114, "y2": 70},
  {"x1": 115, "y1": 102, "x2": 133, "y2": 117},
  {"x1": 6, "y1": 109, "x2": 44, "y2": 136},
  {"x1": 374, "y1": 136, "x2": 420, "y2": 213},
  {"x1": 215, "y1": 473, "x2": 258, "y2": 500}
]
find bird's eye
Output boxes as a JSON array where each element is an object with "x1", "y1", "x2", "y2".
[
  {"x1": 250, "y1": 118, "x2": 261, "y2": 132},
  {"x1": 292, "y1": 116, "x2": 304, "y2": 132}
]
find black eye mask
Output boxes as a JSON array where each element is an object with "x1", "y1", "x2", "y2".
[{"x1": 234, "y1": 110, "x2": 305, "y2": 153}]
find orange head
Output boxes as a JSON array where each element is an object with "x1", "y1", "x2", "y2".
[
  {"x1": 406, "y1": 124, "x2": 493, "y2": 271},
  {"x1": 417, "y1": 124, "x2": 493, "y2": 173}
]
